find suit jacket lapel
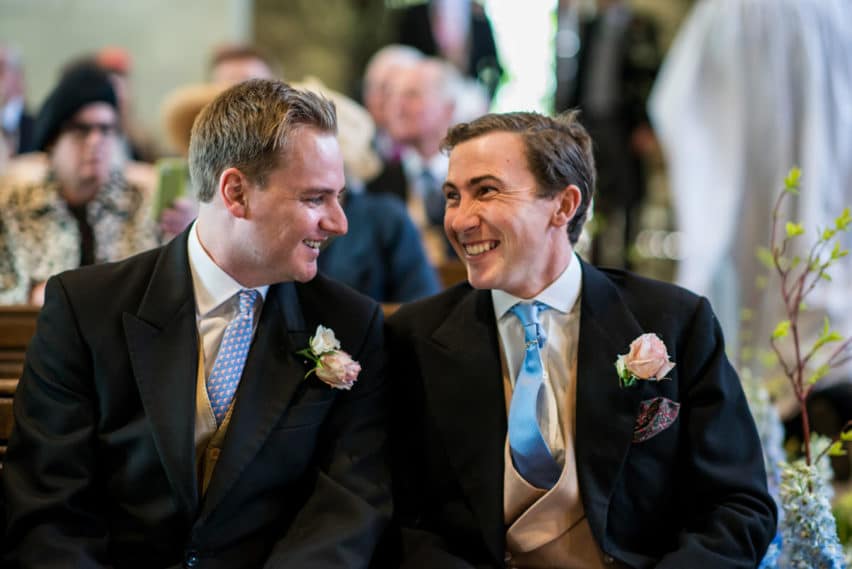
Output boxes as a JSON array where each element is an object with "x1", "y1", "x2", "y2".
[
  {"x1": 123, "y1": 231, "x2": 199, "y2": 517},
  {"x1": 574, "y1": 261, "x2": 647, "y2": 549},
  {"x1": 198, "y1": 282, "x2": 308, "y2": 522},
  {"x1": 425, "y1": 288, "x2": 507, "y2": 565}
]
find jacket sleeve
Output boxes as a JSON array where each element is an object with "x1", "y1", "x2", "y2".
[
  {"x1": 262, "y1": 304, "x2": 392, "y2": 569},
  {"x1": 655, "y1": 297, "x2": 777, "y2": 567},
  {"x1": 2, "y1": 276, "x2": 112, "y2": 568}
]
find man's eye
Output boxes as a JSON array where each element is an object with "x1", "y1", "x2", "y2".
[
  {"x1": 478, "y1": 186, "x2": 497, "y2": 197},
  {"x1": 444, "y1": 191, "x2": 460, "y2": 203},
  {"x1": 305, "y1": 197, "x2": 324, "y2": 205}
]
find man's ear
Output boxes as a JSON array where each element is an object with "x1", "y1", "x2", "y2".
[
  {"x1": 551, "y1": 184, "x2": 583, "y2": 228},
  {"x1": 218, "y1": 167, "x2": 251, "y2": 218}
]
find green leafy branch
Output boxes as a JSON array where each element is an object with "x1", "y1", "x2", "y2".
[
  {"x1": 816, "y1": 421, "x2": 852, "y2": 465},
  {"x1": 760, "y1": 168, "x2": 852, "y2": 466}
]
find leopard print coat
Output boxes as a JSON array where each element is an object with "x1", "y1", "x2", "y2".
[{"x1": 0, "y1": 171, "x2": 159, "y2": 304}]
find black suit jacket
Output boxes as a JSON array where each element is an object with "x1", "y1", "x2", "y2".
[
  {"x1": 2, "y1": 230, "x2": 391, "y2": 568},
  {"x1": 384, "y1": 261, "x2": 776, "y2": 568}
]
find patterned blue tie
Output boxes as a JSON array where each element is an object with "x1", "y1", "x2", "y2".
[
  {"x1": 206, "y1": 289, "x2": 260, "y2": 425},
  {"x1": 508, "y1": 301, "x2": 561, "y2": 489}
]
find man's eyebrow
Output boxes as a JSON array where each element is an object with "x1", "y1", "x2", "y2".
[
  {"x1": 468, "y1": 175, "x2": 503, "y2": 186},
  {"x1": 300, "y1": 187, "x2": 342, "y2": 195},
  {"x1": 443, "y1": 175, "x2": 504, "y2": 192}
]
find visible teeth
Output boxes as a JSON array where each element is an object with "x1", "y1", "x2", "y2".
[
  {"x1": 463, "y1": 241, "x2": 497, "y2": 256},
  {"x1": 304, "y1": 240, "x2": 322, "y2": 249}
]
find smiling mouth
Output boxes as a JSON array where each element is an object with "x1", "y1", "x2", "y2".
[
  {"x1": 303, "y1": 239, "x2": 324, "y2": 250},
  {"x1": 463, "y1": 241, "x2": 499, "y2": 256}
]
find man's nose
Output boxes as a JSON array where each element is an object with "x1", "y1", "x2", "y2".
[
  {"x1": 322, "y1": 198, "x2": 348, "y2": 236},
  {"x1": 449, "y1": 197, "x2": 479, "y2": 234},
  {"x1": 83, "y1": 126, "x2": 113, "y2": 147}
]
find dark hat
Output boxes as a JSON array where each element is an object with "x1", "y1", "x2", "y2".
[{"x1": 32, "y1": 64, "x2": 118, "y2": 151}]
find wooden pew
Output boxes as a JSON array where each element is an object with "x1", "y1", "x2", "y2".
[
  {"x1": 0, "y1": 305, "x2": 39, "y2": 380},
  {"x1": 0, "y1": 378, "x2": 16, "y2": 466},
  {"x1": 0, "y1": 305, "x2": 39, "y2": 467}
]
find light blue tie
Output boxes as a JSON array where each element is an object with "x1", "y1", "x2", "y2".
[
  {"x1": 508, "y1": 301, "x2": 561, "y2": 489},
  {"x1": 206, "y1": 289, "x2": 260, "y2": 425}
]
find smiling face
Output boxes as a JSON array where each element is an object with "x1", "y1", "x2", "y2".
[
  {"x1": 444, "y1": 131, "x2": 579, "y2": 298},
  {"x1": 234, "y1": 127, "x2": 347, "y2": 284}
]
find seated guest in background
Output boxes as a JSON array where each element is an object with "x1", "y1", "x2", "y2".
[
  {"x1": 361, "y1": 44, "x2": 423, "y2": 163},
  {"x1": 209, "y1": 43, "x2": 279, "y2": 85},
  {"x1": 3, "y1": 79, "x2": 390, "y2": 567},
  {"x1": 61, "y1": 48, "x2": 160, "y2": 163},
  {"x1": 368, "y1": 57, "x2": 463, "y2": 265},
  {"x1": 0, "y1": 64, "x2": 157, "y2": 305},
  {"x1": 385, "y1": 111, "x2": 776, "y2": 567}
]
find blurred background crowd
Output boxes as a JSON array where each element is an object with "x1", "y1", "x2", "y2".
[{"x1": 1, "y1": 0, "x2": 851, "y2": 445}]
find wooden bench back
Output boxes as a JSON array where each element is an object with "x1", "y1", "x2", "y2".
[{"x1": 0, "y1": 305, "x2": 39, "y2": 467}]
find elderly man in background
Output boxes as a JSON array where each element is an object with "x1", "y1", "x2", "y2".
[
  {"x1": 0, "y1": 64, "x2": 157, "y2": 305},
  {"x1": 361, "y1": 44, "x2": 423, "y2": 163},
  {"x1": 368, "y1": 57, "x2": 463, "y2": 265}
]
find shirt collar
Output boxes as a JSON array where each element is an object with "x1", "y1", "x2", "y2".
[
  {"x1": 187, "y1": 220, "x2": 269, "y2": 317},
  {"x1": 492, "y1": 252, "x2": 583, "y2": 321}
]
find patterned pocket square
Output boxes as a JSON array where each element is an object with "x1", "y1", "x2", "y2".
[{"x1": 633, "y1": 397, "x2": 680, "y2": 443}]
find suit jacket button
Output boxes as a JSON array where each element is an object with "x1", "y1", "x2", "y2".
[
  {"x1": 603, "y1": 554, "x2": 615, "y2": 564},
  {"x1": 185, "y1": 550, "x2": 200, "y2": 568}
]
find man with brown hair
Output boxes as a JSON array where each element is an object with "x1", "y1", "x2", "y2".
[
  {"x1": 3, "y1": 79, "x2": 390, "y2": 568},
  {"x1": 385, "y1": 110, "x2": 776, "y2": 568}
]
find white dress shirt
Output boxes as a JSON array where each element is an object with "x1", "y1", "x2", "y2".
[
  {"x1": 187, "y1": 221, "x2": 268, "y2": 380},
  {"x1": 187, "y1": 222, "x2": 270, "y2": 489},
  {"x1": 492, "y1": 253, "x2": 583, "y2": 466}
]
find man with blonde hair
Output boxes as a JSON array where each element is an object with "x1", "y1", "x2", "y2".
[{"x1": 3, "y1": 79, "x2": 390, "y2": 568}]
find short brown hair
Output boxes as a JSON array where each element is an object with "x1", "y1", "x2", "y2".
[
  {"x1": 189, "y1": 79, "x2": 337, "y2": 202},
  {"x1": 441, "y1": 110, "x2": 595, "y2": 245}
]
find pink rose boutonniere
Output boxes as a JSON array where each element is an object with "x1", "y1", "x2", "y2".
[
  {"x1": 297, "y1": 325, "x2": 361, "y2": 390},
  {"x1": 615, "y1": 333, "x2": 676, "y2": 388}
]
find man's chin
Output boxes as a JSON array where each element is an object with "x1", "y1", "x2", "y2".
[
  {"x1": 466, "y1": 269, "x2": 494, "y2": 291},
  {"x1": 292, "y1": 264, "x2": 318, "y2": 283}
]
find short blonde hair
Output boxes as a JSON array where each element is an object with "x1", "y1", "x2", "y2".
[{"x1": 188, "y1": 79, "x2": 337, "y2": 202}]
